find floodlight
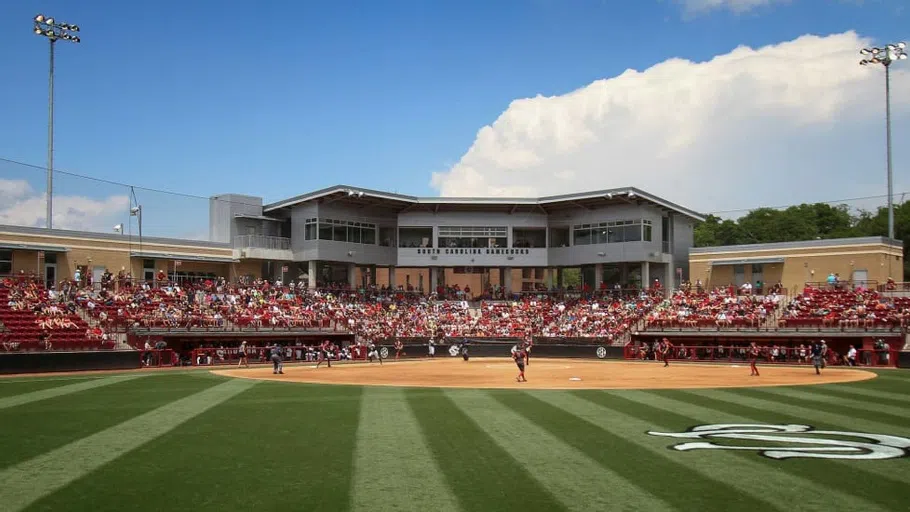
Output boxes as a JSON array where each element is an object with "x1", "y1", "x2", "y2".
[{"x1": 35, "y1": 14, "x2": 45, "y2": 23}]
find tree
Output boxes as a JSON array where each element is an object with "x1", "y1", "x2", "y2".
[{"x1": 692, "y1": 201, "x2": 908, "y2": 279}]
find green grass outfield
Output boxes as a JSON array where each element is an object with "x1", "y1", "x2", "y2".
[{"x1": 1, "y1": 364, "x2": 909, "y2": 511}]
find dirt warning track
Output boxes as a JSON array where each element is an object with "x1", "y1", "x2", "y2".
[{"x1": 212, "y1": 358, "x2": 877, "y2": 390}]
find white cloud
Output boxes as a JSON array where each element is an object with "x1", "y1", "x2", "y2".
[
  {"x1": 430, "y1": 32, "x2": 910, "y2": 215},
  {"x1": 678, "y1": 0, "x2": 788, "y2": 15},
  {"x1": 0, "y1": 179, "x2": 130, "y2": 232}
]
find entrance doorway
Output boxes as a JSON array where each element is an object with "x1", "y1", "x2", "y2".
[{"x1": 45, "y1": 263, "x2": 56, "y2": 290}]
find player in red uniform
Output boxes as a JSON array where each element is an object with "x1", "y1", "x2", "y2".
[
  {"x1": 394, "y1": 339, "x2": 405, "y2": 360},
  {"x1": 513, "y1": 342, "x2": 528, "y2": 382},
  {"x1": 660, "y1": 338, "x2": 672, "y2": 367},
  {"x1": 316, "y1": 339, "x2": 333, "y2": 368},
  {"x1": 749, "y1": 342, "x2": 760, "y2": 376}
]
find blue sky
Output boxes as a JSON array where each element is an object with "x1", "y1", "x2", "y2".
[{"x1": 0, "y1": 0, "x2": 908, "y2": 237}]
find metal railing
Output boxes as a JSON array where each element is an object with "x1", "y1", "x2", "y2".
[{"x1": 233, "y1": 234, "x2": 291, "y2": 251}]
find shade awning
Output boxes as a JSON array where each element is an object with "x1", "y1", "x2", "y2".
[
  {"x1": 710, "y1": 257, "x2": 785, "y2": 266},
  {"x1": 0, "y1": 243, "x2": 69, "y2": 252},
  {"x1": 129, "y1": 252, "x2": 237, "y2": 264}
]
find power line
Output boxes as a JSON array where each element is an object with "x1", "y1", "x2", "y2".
[
  {"x1": 0, "y1": 157, "x2": 265, "y2": 208},
  {"x1": 707, "y1": 192, "x2": 903, "y2": 216},
  {"x1": 1, "y1": 155, "x2": 904, "y2": 216}
]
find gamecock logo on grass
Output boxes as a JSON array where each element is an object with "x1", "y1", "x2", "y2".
[{"x1": 647, "y1": 424, "x2": 910, "y2": 460}]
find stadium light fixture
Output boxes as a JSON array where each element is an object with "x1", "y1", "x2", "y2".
[
  {"x1": 860, "y1": 41, "x2": 907, "y2": 243},
  {"x1": 113, "y1": 224, "x2": 123, "y2": 234},
  {"x1": 33, "y1": 13, "x2": 81, "y2": 230}
]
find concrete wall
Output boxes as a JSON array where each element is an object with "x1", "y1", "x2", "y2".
[
  {"x1": 208, "y1": 194, "x2": 264, "y2": 244},
  {"x1": 689, "y1": 240, "x2": 903, "y2": 293}
]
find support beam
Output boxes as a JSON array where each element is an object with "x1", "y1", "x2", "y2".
[
  {"x1": 307, "y1": 261, "x2": 317, "y2": 289},
  {"x1": 503, "y1": 267, "x2": 513, "y2": 294},
  {"x1": 388, "y1": 266, "x2": 396, "y2": 289},
  {"x1": 641, "y1": 262, "x2": 650, "y2": 291},
  {"x1": 347, "y1": 263, "x2": 357, "y2": 289},
  {"x1": 594, "y1": 263, "x2": 603, "y2": 291}
]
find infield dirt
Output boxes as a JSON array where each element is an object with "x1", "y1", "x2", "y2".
[{"x1": 212, "y1": 358, "x2": 877, "y2": 390}]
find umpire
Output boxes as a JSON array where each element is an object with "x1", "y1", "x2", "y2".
[{"x1": 270, "y1": 343, "x2": 284, "y2": 375}]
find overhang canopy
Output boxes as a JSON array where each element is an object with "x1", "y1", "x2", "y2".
[
  {"x1": 709, "y1": 257, "x2": 785, "y2": 266},
  {"x1": 0, "y1": 243, "x2": 69, "y2": 252},
  {"x1": 129, "y1": 252, "x2": 237, "y2": 264}
]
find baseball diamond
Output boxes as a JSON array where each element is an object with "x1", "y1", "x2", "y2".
[{"x1": 0, "y1": 360, "x2": 909, "y2": 512}]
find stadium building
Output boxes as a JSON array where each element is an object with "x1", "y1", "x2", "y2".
[{"x1": 210, "y1": 185, "x2": 705, "y2": 293}]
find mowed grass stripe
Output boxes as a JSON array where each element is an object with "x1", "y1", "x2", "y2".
[
  {"x1": 30, "y1": 382, "x2": 363, "y2": 512},
  {"x1": 0, "y1": 374, "x2": 217, "y2": 471},
  {"x1": 753, "y1": 386, "x2": 910, "y2": 421},
  {"x1": 676, "y1": 389, "x2": 910, "y2": 507},
  {"x1": 0, "y1": 378, "x2": 256, "y2": 512},
  {"x1": 0, "y1": 377, "x2": 102, "y2": 398},
  {"x1": 0, "y1": 374, "x2": 144, "y2": 409},
  {"x1": 350, "y1": 388, "x2": 460, "y2": 512},
  {"x1": 405, "y1": 388, "x2": 566, "y2": 512},
  {"x1": 808, "y1": 385, "x2": 910, "y2": 407},
  {"x1": 447, "y1": 390, "x2": 674, "y2": 512},
  {"x1": 521, "y1": 390, "x2": 778, "y2": 512},
  {"x1": 625, "y1": 390, "x2": 889, "y2": 512}
]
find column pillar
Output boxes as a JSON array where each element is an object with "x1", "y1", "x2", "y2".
[
  {"x1": 557, "y1": 268, "x2": 565, "y2": 289},
  {"x1": 641, "y1": 262, "x2": 650, "y2": 291},
  {"x1": 665, "y1": 256, "x2": 674, "y2": 295},
  {"x1": 544, "y1": 268, "x2": 553, "y2": 290},
  {"x1": 430, "y1": 267, "x2": 439, "y2": 292},
  {"x1": 620, "y1": 263, "x2": 629, "y2": 288},
  {"x1": 347, "y1": 263, "x2": 357, "y2": 289},
  {"x1": 503, "y1": 267, "x2": 513, "y2": 294},
  {"x1": 388, "y1": 266, "x2": 396, "y2": 289},
  {"x1": 594, "y1": 263, "x2": 603, "y2": 291},
  {"x1": 307, "y1": 261, "x2": 317, "y2": 289}
]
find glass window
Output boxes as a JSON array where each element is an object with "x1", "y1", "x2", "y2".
[
  {"x1": 44, "y1": 253, "x2": 57, "y2": 264},
  {"x1": 0, "y1": 249, "x2": 11, "y2": 275},
  {"x1": 549, "y1": 227, "x2": 570, "y2": 247},
  {"x1": 752, "y1": 264, "x2": 763, "y2": 273},
  {"x1": 512, "y1": 228, "x2": 546, "y2": 248},
  {"x1": 348, "y1": 225, "x2": 361, "y2": 244},
  {"x1": 362, "y1": 227, "x2": 376, "y2": 245},
  {"x1": 305, "y1": 219, "x2": 317, "y2": 240},
  {"x1": 623, "y1": 224, "x2": 642, "y2": 242},
  {"x1": 573, "y1": 226, "x2": 592, "y2": 246},
  {"x1": 379, "y1": 227, "x2": 395, "y2": 247},
  {"x1": 399, "y1": 227, "x2": 433, "y2": 248},
  {"x1": 318, "y1": 221, "x2": 332, "y2": 240},
  {"x1": 643, "y1": 223, "x2": 652, "y2": 242},
  {"x1": 333, "y1": 222, "x2": 347, "y2": 242}
]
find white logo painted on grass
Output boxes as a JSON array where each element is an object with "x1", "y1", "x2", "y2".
[{"x1": 647, "y1": 424, "x2": 910, "y2": 460}]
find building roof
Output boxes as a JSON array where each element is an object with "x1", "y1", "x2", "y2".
[
  {"x1": 690, "y1": 236, "x2": 902, "y2": 255},
  {"x1": 262, "y1": 185, "x2": 706, "y2": 221},
  {"x1": 0, "y1": 224, "x2": 231, "y2": 250}
]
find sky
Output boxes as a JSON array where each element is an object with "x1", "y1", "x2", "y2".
[{"x1": 0, "y1": 0, "x2": 908, "y2": 239}]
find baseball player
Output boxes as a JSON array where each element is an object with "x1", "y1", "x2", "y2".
[
  {"x1": 819, "y1": 340, "x2": 828, "y2": 368},
  {"x1": 394, "y1": 340, "x2": 405, "y2": 360},
  {"x1": 524, "y1": 335, "x2": 533, "y2": 366},
  {"x1": 660, "y1": 338, "x2": 672, "y2": 367},
  {"x1": 513, "y1": 342, "x2": 528, "y2": 382},
  {"x1": 748, "y1": 342, "x2": 760, "y2": 377},
  {"x1": 461, "y1": 337, "x2": 470, "y2": 361},
  {"x1": 238, "y1": 340, "x2": 249, "y2": 368},
  {"x1": 367, "y1": 340, "x2": 383, "y2": 365},
  {"x1": 811, "y1": 340, "x2": 823, "y2": 375},
  {"x1": 428, "y1": 338, "x2": 435, "y2": 358},
  {"x1": 316, "y1": 339, "x2": 333, "y2": 368},
  {"x1": 270, "y1": 343, "x2": 284, "y2": 375}
]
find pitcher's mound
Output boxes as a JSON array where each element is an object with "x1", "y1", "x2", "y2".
[{"x1": 212, "y1": 358, "x2": 876, "y2": 390}]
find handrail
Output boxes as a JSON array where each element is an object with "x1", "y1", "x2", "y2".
[{"x1": 233, "y1": 234, "x2": 291, "y2": 251}]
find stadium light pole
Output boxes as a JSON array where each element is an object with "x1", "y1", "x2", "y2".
[
  {"x1": 860, "y1": 42, "x2": 907, "y2": 243},
  {"x1": 33, "y1": 14, "x2": 80, "y2": 229}
]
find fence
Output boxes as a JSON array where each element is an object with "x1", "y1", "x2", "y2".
[
  {"x1": 624, "y1": 344, "x2": 899, "y2": 368},
  {"x1": 233, "y1": 234, "x2": 291, "y2": 250}
]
